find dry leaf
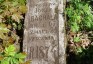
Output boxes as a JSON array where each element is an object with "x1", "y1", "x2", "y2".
[{"x1": 12, "y1": 13, "x2": 23, "y2": 22}]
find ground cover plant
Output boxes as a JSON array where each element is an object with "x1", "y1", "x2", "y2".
[
  {"x1": 66, "y1": 0, "x2": 93, "y2": 64},
  {"x1": 0, "y1": 0, "x2": 30, "y2": 64}
]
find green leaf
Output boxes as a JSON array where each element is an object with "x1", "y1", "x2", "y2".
[
  {"x1": 1, "y1": 59, "x2": 9, "y2": 64},
  {"x1": 19, "y1": 5, "x2": 27, "y2": 13},
  {"x1": 15, "y1": 53, "x2": 26, "y2": 59},
  {"x1": 18, "y1": 23, "x2": 22, "y2": 30},
  {"x1": 13, "y1": 23, "x2": 17, "y2": 29},
  {"x1": 73, "y1": 36, "x2": 80, "y2": 43},
  {"x1": 76, "y1": 47, "x2": 83, "y2": 53},
  {"x1": 4, "y1": 45, "x2": 16, "y2": 56},
  {"x1": 11, "y1": 57, "x2": 19, "y2": 64},
  {"x1": 18, "y1": 0, "x2": 26, "y2": 5},
  {"x1": 71, "y1": 22, "x2": 79, "y2": 32},
  {"x1": 0, "y1": 24, "x2": 10, "y2": 33},
  {"x1": 19, "y1": 58, "x2": 24, "y2": 63},
  {"x1": 12, "y1": 1, "x2": 18, "y2": 6},
  {"x1": 14, "y1": 0, "x2": 26, "y2": 5},
  {"x1": 5, "y1": 45, "x2": 15, "y2": 52},
  {"x1": 86, "y1": 22, "x2": 91, "y2": 28}
]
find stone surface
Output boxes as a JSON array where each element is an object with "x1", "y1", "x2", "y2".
[{"x1": 23, "y1": 0, "x2": 66, "y2": 64}]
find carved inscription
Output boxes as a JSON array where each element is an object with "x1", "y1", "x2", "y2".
[
  {"x1": 29, "y1": 36, "x2": 54, "y2": 41},
  {"x1": 24, "y1": 0, "x2": 59, "y2": 64},
  {"x1": 27, "y1": 46, "x2": 49, "y2": 60},
  {"x1": 29, "y1": 14, "x2": 57, "y2": 22}
]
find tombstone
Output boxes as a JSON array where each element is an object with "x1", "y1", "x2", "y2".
[{"x1": 23, "y1": 0, "x2": 66, "y2": 64}]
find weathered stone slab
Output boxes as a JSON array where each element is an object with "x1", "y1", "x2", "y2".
[{"x1": 23, "y1": 0, "x2": 66, "y2": 64}]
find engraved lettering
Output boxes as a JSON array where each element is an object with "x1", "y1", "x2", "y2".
[
  {"x1": 39, "y1": 46, "x2": 45, "y2": 58},
  {"x1": 29, "y1": 46, "x2": 49, "y2": 59}
]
